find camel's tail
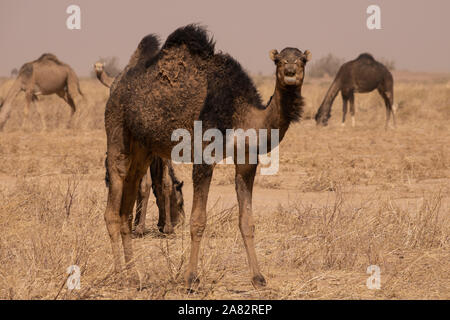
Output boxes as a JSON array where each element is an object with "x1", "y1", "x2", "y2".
[
  {"x1": 315, "y1": 78, "x2": 341, "y2": 126},
  {"x1": 0, "y1": 79, "x2": 22, "y2": 130}
]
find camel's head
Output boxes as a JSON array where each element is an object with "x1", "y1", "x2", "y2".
[
  {"x1": 94, "y1": 62, "x2": 104, "y2": 73},
  {"x1": 270, "y1": 48, "x2": 311, "y2": 88}
]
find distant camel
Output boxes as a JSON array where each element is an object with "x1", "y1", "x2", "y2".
[
  {"x1": 0, "y1": 53, "x2": 84, "y2": 130},
  {"x1": 104, "y1": 25, "x2": 311, "y2": 289},
  {"x1": 94, "y1": 62, "x2": 114, "y2": 88},
  {"x1": 96, "y1": 62, "x2": 184, "y2": 235},
  {"x1": 315, "y1": 53, "x2": 395, "y2": 128}
]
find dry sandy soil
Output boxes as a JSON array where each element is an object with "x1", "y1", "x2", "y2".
[{"x1": 0, "y1": 73, "x2": 449, "y2": 299}]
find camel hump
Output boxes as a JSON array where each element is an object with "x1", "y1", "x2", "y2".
[
  {"x1": 36, "y1": 53, "x2": 63, "y2": 65},
  {"x1": 137, "y1": 34, "x2": 160, "y2": 59},
  {"x1": 18, "y1": 63, "x2": 33, "y2": 78},
  {"x1": 357, "y1": 53, "x2": 375, "y2": 61},
  {"x1": 162, "y1": 24, "x2": 215, "y2": 59}
]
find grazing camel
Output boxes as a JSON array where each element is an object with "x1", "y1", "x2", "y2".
[
  {"x1": 96, "y1": 62, "x2": 185, "y2": 236},
  {"x1": 0, "y1": 53, "x2": 83, "y2": 130},
  {"x1": 315, "y1": 53, "x2": 395, "y2": 128},
  {"x1": 104, "y1": 25, "x2": 310, "y2": 289}
]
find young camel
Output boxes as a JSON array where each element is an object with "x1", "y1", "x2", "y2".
[
  {"x1": 95, "y1": 60, "x2": 184, "y2": 236},
  {"x1": 315, "y1": 53, "x2": 395, "y2": 129},
  {"x1": 104, "y1": 25, "x2": 311, "y2": 289},
  {"x1": 0, "y1": 53, "x2": 83, "y2": 130}
]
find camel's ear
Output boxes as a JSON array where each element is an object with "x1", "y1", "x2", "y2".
[
  {"x1": 269, "y1": 49, "x2": 279, "y2": 62},
  {"x1": 304, "y1": 50, "x2": 312, "y2": 62}
]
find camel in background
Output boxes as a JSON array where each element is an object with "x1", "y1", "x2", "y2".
[
  {"x1": 315, "y1": 53, "x2": 395, "y2": 129},
  {"x1": 0, "y1": 53, "x2": 83, "y2": 130}
]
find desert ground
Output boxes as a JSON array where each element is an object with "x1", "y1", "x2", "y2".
[{"x1": 0, "y1": 72, "x2": 449, "y2": 299}]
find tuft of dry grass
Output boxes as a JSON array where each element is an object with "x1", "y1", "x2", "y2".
[{"x1": 0, "y1": 73, "x2": 449, "y2": 299}]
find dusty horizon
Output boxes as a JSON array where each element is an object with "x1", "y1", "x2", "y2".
[{"x1": 1, "y1": 0, "x2": 450, "y2": 77}]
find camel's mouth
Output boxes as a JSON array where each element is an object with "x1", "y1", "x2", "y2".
[{"x1": 283, "y1": 76, "x2": 297, "y2": 85}]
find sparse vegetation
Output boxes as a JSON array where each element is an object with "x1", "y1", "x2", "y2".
[{"x1": 0, "y1": 73, "x2": 448, "y2": 299}]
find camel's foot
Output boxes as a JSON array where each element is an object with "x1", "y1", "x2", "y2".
[
  {"x1": 251, "y1": 274, "x2": 267, "y2": 289},
  {"x1": 124, "y1": 266, "x2": 142, "y2": 290},
  {"x1": 163, "y1": 224, "x2": 174, "y2": 234},
  {"x1": 133, "y1": 225, "x2": 147, "y2": 238},
  {"x1": 185, "y1": 271, "x2": 200, "y2": 292},
  {"x1": 341, "y1": 122, "x2": 346, "y2": 127}
]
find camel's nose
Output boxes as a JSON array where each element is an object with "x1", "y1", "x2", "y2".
[{"x1": 284, "y1": 65, "x2": 296, "y2": 77}]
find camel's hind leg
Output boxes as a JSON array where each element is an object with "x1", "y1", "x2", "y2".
[
  {"x1": 378, "y1": 88, "x2": 396, "y2": 129},
  {"x1": 134, "y1": 168, "x2": 152, "y2": 237},
  {"x1": 119, "y1": 143, "x2": 151, "y2": 279},
  {"x1": 57, "y1": 90, "x2": 76, "y2": 128},
  {"x1": 235, "y1": 163, "x2": 266, "y2": 289},
  {"x1": 25, "y1": 91, "x2": 45, "y2": 130},
  {"x1": 105, "y1": 134, "x2": 150, "y2": 286},
  {"x1": 66, "y1": 74, "x2": 83, "y2": 128},
  {"x1": 185, "y1": 163, "x2": 214, "y2": 289}
]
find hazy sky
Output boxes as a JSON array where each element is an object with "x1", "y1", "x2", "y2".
[{"x1": 1, "y1": 0, "x2": 449, "y2": 76}]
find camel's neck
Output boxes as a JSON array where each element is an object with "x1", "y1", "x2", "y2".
[
  {"x1": 265, "y1": 81, "x2": 303, "y2": 140},
  {"x1": 96, "y1": 70, "x2": 114, "y2": 88},
  {"x1": 316, "y1": 79, "x2": 340, "y2": 122}
]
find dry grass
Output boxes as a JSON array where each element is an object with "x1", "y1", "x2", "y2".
[{"x1": 0, "y1": 73, "x2": 449, "y2": 299}]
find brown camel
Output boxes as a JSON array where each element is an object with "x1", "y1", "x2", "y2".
[
  {"x1": 96, "y1": 62, "x2": 185, "y2": 235},
  {"x1": 104, "y1": 25, "x2": 311, "y2": 289},
  {"x1": 105, "y1": 156, "x2": 184, "y2": 236},
  {"x1": 94, "y1": 62, "x2": 115, "y2": 88},
  {"x1": 0, "y1": 53, "x2": 84, "y2": 130},
  {"x1": 315, "y1": 53, "x2": 395, "y2": 128}
]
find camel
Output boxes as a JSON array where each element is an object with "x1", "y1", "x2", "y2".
[
  {"x1": 104, "y1": 24, "x2": 311, "y2": 289},
  {"x1": 105, "y1": 156, "x2": 184, "y2": 236},
  {"x1": 94, "y1": 62, "x2": 115, "y2": 88},
  {"x1": 315, "y1": 53, "x2": 395, "y2": 129},
  {"x1": 0, "y1": 53, "x2": 83, "y2": 130},
  {"x1": 97, "y1": 62, "x2": 185, "y2": 235}
]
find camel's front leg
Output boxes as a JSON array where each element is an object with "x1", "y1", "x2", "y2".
[
  {"x1": 235, "y1": 163, "x2": 266, "y2": 289},
  {"x1": 185, "y1": 163, "x2": 214, "y2": 289},
  {"x1": 349, "y1": 93, "x2": 355, "y2": 127}
]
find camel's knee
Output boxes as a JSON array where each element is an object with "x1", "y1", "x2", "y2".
[
  {"x1": 190, "y1": 219, "x2": 206, "y2": 240},
  {"x1": 239, "y1": 215, "x2": 255, "y2": 238},
  {"x1": 138, "y1": 176, "x2": 151, "y2": 198}
]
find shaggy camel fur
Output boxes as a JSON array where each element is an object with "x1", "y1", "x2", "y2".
[
  {"x1": 104, "y1": 25, "x2": 310, "y2": 289},
  {"x1": 96, "y1": 59, "x2": 184, "y2": 236}
]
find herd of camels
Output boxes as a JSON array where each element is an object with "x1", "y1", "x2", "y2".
[{"x1": 0, "y1": 24, "x2": 396, "y2": 289}]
